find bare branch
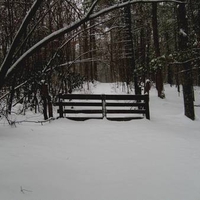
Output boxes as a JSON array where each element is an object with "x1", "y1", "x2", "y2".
[
  {"x1": 5, "y1": 0, "x2": 186, "y2": 79},
  {"x1": 13, "y1": 0, "x2": 59, "y2": 60},
  {"x1": 0, "y1": 0, "x2": 44, "y2": 89},
  {"x1": 88, "y1": 0, "x2": 186, "y2": 21}
]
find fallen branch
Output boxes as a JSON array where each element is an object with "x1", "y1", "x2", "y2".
[
  {"x1": 14, "y1": 117, "x2": 55, "y2": 125},
  {"x1": 20, "y1": 186, "x2": 32, "y2": 194}
]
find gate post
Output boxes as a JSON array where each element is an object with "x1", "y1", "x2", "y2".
[
  {"x1": 102, "y1": 94, "x2": 106, "y2": 118},
  {"x1": 145, "y1": 95, "x2": 150, "y2": 120},
  {"x1": 58, "y1": 94, "x2": 64, "y2": 118}
]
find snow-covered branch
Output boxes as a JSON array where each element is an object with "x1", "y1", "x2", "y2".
[
  {"x1": 88, "y1": 0, "x2": 185, "y2": 21},
  {"x1": 13, "y1": 0, "x2": 59, "y2": 60},
  {"x1": 0, "y1": 0, "x2": 44, "y2": 89},
  {"x1": 4, "y1": 0, "x2": 186, "y2": 79},
  {"x1": 43, "y1": 17, "x2": 110, "y2": 73},
  {"x1": 0, "y1": 79, "x2": 30, "y2": 101},
  {"x1": 46, "y1": 48, "x2": 99, "y2": 73}
]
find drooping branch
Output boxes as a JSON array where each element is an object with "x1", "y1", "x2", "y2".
[
  {"x1": 43, "y1": 17, "x2": 114, "y2": 73},
  {"x1": 0, "y1": 17, "x2": 115, "y2": 100},
  {"x1": 13, "y1": 0, "x2": 60, "y2": 61},
  {"x1": 0, "y1": 0, "x2": 44, "y2": 89},
  {"x1": 5, "y1": 0, "x2": 99, "y2": 78},
  {"x1": 2, "y1": 0, "x2": 186, "y2": 86},
  {"x1": 88, "y1": 0, "x2": 185, "y2": 21}
]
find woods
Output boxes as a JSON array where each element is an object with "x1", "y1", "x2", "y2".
[{"x1": 0, "y1": 0, "x2": 199, "y2": 120}]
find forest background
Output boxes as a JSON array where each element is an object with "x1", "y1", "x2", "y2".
[{"x1": 0, "y1": 0, "x2": 199, "y2": 120}]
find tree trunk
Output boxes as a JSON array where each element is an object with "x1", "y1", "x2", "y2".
[
  {"x1": 89, "y1": 19, "x2": 97, "y2": 81},
  {"x1": 197, "y1": 4, "x2": 200, "y2": 86},
  {"x1": 152, "y1": 3, "x2": 164, "y2": 98},
  {"x1": 146, "y1": 23, "x2": 151, "y2": 80},
  {"x1": 177, "y1": 2, "x2": 195, "y2": 120},
  {"x1": 123, "y1": 1, "x2": 139, "y2": 94},
  {"x1": 165, "y1": 32, "x2": 173, "y2": 86}
]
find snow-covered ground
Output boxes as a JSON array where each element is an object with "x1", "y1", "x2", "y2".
[{"x1": 0, "y1": 83, "x2": 200, "y2": 200}]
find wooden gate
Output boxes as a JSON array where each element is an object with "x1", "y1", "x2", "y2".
[{"x1": 54, "y1": 94, "x2": 150, "y2": 121}]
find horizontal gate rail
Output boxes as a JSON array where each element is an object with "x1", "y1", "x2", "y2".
[
  {"x1": 105, "y1": 102, "x2": 145, "y2": 107},
  {"x1": 106, "y1": 109, "x2": 146, "y2": 114},
  {"x1": 62, "y1": 109, "x2": 103, "y2": 114},
  {"x1": 54, "y1": 102, "x2": 102, "y2": 107},
  {"x1": 104, "y1": 94, "x2": 149, "y2": 100},
  {"x1": 58, "y1": 94, "x2": 102, "y2": 99}
]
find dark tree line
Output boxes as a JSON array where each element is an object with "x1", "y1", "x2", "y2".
[{"x1": 0, "y1": 0, "x2": 198, "y2": 120}]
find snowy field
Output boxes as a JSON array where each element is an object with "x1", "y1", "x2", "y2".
[{"x1": 0, "y1": 83, "x2": 200, "y2": 200}]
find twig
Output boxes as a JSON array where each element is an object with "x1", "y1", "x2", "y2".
[
  {"x1": 14, "y1": 117, "x2": 55, "y2": 125},
  {"x1": 20, "y1": 186, "x2": 32, "y2": 194}
]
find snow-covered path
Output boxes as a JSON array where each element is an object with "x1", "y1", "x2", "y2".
[{"x1": 0, "y1": 84, "x2": 200, "y2": 200}]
